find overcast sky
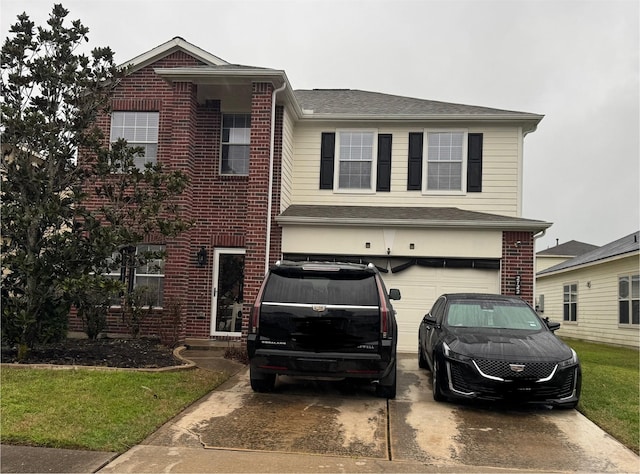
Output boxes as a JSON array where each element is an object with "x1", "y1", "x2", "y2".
[{"x1": 2, "y1": 0, "x2": 638, "y2": 250}]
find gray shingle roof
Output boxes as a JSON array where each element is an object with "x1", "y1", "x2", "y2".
[
  {"x1": 293, "y1": 89, "x2": 540, "y2": 117},
  {"x1": 538, "y1": 231, "x2": 640, "y2": 275},
  {"x1": 537, "y1": 240, "x2": 599, "y2": 257},
  {"x1": 277, "y1": 205, "x2": 550, "y2": 231}
]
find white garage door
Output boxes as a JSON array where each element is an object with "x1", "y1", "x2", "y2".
[{"x1": 382, "y1": 266, "x2": 499, "y2": 353}]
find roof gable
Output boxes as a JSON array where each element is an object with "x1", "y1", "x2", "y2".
[{"x1": 120, "y1": 36, "x2": 229, "y2": 73}]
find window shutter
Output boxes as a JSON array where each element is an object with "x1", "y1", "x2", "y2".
[
  {"x1": 407, "y1": 132, "x2": 423, "y2": 190},
  {"x1": 467, "y1": 133, "x2": 483, "y2": 192},
  {"x1": 376, "y1": 134, "x2": 392, "y2": 192},
  {"x1": 319, "y1": 132, "x2": 335, "y2": 189}
]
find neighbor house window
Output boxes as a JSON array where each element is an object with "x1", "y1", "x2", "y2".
[
  {"x1": 221, "y1": 114, "x2": 250, "y2": 175},
  {"x1": 105, "y1": 244, "x2": 165, "y2": 307},
  {"x1": 563, "y1": 283, "x2": 578, "y2": 322},
  {"x1": 337, "y1": 131, "x2": 376, "y2": 190},
  {"x1": 619, "y1": 274, "x2": 639, "y2": 325},
  {"x1": 426, "y1": 131, "x2": 465, "y2": 191},
  {"x1": 110, "y1": 111, "x2": 159, "y2": 169}
]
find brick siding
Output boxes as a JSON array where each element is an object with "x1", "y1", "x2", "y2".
[{"x1": 501, "y1": 231, "x2": 535, "y2": 304}]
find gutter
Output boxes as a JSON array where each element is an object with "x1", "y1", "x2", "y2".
[
  {"x1": 265, "y1": 81, "x2": 287, "y2": 275},
  {"x1": 275, "y1": 216, "x2": 552, "y2": 232}
]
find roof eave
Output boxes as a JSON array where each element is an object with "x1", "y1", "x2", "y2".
[
  {"x1": 537, "y1": 250, "x2": 640, "y2": 278},
  {"x1": 276, "y1": 216, "x2": 552, "y2": 231},
  {"x1": 298, "y1": 113, "x2": 543, "y2": 132}
]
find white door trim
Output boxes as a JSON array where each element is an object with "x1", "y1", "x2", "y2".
[{"x1": 210, "y1": 247, "x2": 246, "y2": 336}]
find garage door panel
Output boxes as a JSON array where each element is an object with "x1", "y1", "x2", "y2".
[{"x1": 383, "y1": 267, "x2": 499, "y2": 353}]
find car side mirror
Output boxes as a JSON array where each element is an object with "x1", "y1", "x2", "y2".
[
  {"x1": 423, "y1": 313, "x2": 437, "y2": 326},
  {"x1": 389, "y1": 288, "x2": 401, "y2": 301},
  {"x1": 545, "y1": 317, "x2": 561, "y2": 332}
]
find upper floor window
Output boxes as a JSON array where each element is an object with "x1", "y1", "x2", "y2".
[
  {"x1": 319, "y1": 131, "x2": 392, "y2": 192},
  {"x1": 426, "y1": 131, "x2": 465, "y2": 191},
  {"x1": 407, "y1": 131, "x2": 483, "y2": 193},
  {"x1": 619, "y1": 274, "x2": 639, "y2": 325},
  {"x1": 110, "y1": 112, "x2": 159, "y2": 169},
  {"x1": 563, "y1": 283, "x2": 578, "y2": 322},
  {"x1": 337, "y1": 131, "x2": 376, "y2": 190},
  {"x1": 221, "y1": 114, "x2": 250, "y2": 175}
]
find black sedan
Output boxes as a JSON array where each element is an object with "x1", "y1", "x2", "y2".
[{"x1": 418, "y1": 293, "x2": 581, "y2": 408}]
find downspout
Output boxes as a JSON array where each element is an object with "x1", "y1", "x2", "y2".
[
  {"x1": 265, "y1": 81, "x2": 287, "y2": 275},
  {"x1": 532, "y1": 229, "x2": 546, "y2": 310}
]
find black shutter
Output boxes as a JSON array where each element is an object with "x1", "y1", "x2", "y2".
[
  {"x1": 376, "y1": 134, "x2": 392, "y2": 192},
  {"x1": 467, "y1": 133, "x2": 483, "y2": 192},
  {"x1": 407, "y1": 132, "x2": 423, "y2": 190},
  {"x1": 319, "y1": 132, "x2": 335, "y2": 189}
]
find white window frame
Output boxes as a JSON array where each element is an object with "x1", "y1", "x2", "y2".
[
  {"x1": 334, "y1": 129, "x2": 378, "y2": 193},
  {"x1": 563, "y1": 282, "x2": 578, "y2": 322},
  {"x1": 221, "y1": 113, "x2": 251, "y2": 176},
  {"x1": 618, "y1": 273, "x2": 639, "y2": 326},
  {"x1": 110, "y1": 111, "x2": 159, "y2": 170},
  {"x1": 423, "y1": 129, "x2": 468, "y2": 195},
  {"x1": 105, "y1": 244, "x2": 165, "y2": 308}
]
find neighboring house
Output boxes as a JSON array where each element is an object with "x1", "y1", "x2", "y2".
[
  {"x1": 536, "y1": 232, "x2": 640, "y2": 348},
  {"x1": 536, "y1": 240, "x2": 598, "y2": 273},
  {"x1": 75, "y1": 37, "x2": 551, "y2": 351}
]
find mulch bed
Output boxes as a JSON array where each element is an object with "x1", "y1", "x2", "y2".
[{"x1": 1, "y1": 338, "x2": 185, "y2": 368}]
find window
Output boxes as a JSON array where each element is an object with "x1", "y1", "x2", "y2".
[
  {"x1": 336, "y1": 131, "x2": 375, "y2": 190},
  {"x1": 105, "y1": 244, "x2": 165, "y2": 307},
  {"x1": 563, "y1": 283, "x2": 578, "y2": 322},
  {"x1": 110, "y1": 112, "x2": 159, "y2": 169},
  {"x1": 619, "y1": 274, "x2": 639, "y2": 325},
  {"x1": 407, "y1": 131, "x2": 482, "y2": 193},
  {"x1": 221, "y1": 114, "x2": 250, "y2": 175},
  {"x1": 426, "y1": 131, "x2": 465, "y2": 191}
]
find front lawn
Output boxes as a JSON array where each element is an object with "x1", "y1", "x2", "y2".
[
  {"x1": 565, "y1": 338, "x2": 639, "y2": 454},
  {"x1": 0, "y1": 367, "x2": 227, "y2": 452}
]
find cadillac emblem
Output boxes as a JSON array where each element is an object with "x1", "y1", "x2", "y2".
[{"x1": 509, "y1": 364, "x2": 526, "y2": 373}]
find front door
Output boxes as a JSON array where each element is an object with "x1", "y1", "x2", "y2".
[{"x1": 211, "y1": 248, "x2": 245, "y2": 336}]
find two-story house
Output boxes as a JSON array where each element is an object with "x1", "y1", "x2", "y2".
[{"x1": 75, "y1": 37, "x2": 551, "y2": 352}]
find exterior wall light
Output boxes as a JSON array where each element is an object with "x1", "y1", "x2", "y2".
[{"x1": 197, "y1": 246, "x2": 208, "y2": 267}]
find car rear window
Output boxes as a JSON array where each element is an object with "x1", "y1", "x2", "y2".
[
  {"x1": 446, "y1": 301, "x2": 542, "y2": 330},
  {"x1": 262, "y1": 272, "x2": 379, "y2": 306}
]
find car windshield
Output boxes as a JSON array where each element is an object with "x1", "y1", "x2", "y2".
[{"x1": 445, "y1": 300, "x2": 542, "y2": 330}]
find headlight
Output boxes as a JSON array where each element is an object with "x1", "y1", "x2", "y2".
[
  {"x1": 443, "y1": 342, "x2": 472, "y2": 362},
  {"x1": 558, "y1": 349, "x2": 579, "y2": 368}
]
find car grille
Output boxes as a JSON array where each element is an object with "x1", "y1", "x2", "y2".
[
  {"x1": 474, "y1": 359, "x2": 556, "y2": 380},
  {"x1": 449, "y1": 362, "x2": 577, "y2": 400}
]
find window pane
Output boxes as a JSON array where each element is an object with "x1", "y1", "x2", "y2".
[
  {"x1": 620, "y1": 301, "x2": 630, "y2": 324},
  {"x1": 619, "y1": 277, "x2": 629, "y2": 298},
  {"x1": 337, "y1": 132, "x2": 374, "y2": 189},
  {"x1": 632, "y1": 300, "x2": 640, "y2": 324},
  {"x1": 339, "y1": 161, "x2": 371, "y2": 189},
  {"x1": 110, "y1": 112, "x2": 159, "y2": 170},
  {"x1": 563, "y1": 305, "x2": 569, "y2": 321},
  {"x1": 221, "y1": 114, "x2": 250, "y2": 176},
  {"x1": 631, "y1": 275, "x2": 639, "y2": 299}
]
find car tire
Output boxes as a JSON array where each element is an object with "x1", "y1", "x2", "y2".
[
  {"x1": 432, "y1": 357, "x2": 447, "y2": 402},
  {"x1": 376, "y1": 362, "x2": 397, "y2": 399},
  {"x1": 249, "y1": 366, "x2": 276, "y2": 393},
  {"x1": 418, "y1": 344, "x2": 428, "y2": 369}
]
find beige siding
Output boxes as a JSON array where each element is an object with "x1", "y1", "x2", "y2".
[
  {"x1": 536, "y1": 255, "x2": 571, "y2": 273},
  {"x1": 282, "y1": 227, "x2": 502, "y2": 258},
  {"x1": 291, "y1": 123, "x2": 522, "y2": 216},
  {"x1": 279, "y1": 108, "x2": 295, "y2": 211},
  {"x1": 536, "y1": 254, "x2": 640, "y2": 348}
]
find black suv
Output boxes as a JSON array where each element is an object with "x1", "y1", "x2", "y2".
[{"x1": 247, "y1": 260, "x2": 401, "y2": 398}]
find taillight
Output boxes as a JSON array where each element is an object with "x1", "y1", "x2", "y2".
[
  {"x1": 375, "y1": 277, "x2": 389, "y2": 338},
  {"x1": 250, "y1": 277, "x2": 268, "y2": 334}
]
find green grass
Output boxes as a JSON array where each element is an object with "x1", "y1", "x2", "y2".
[
  {"x1": 0, "y1": 368, "x2": 228, "y2": 452},
  {"x1": 564, "y1": 338, "x2": 639, "y2": 454}
]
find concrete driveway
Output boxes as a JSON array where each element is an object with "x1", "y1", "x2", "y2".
[{"x1": 101, "y1": 354, "x2": 639, "y2": 473}]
